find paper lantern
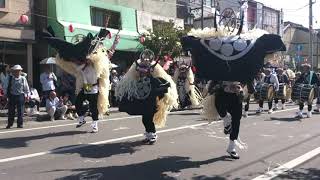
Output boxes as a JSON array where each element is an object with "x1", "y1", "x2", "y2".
[
  {"x1": 20, "y1": 15, "x2": 29, "y2": 24},
  {"x1": 139, "y1": 36, "x2": 145, "y2": 43},
  {"x1": 68, "y1": 24, "x2": 74, "y2": 33}
]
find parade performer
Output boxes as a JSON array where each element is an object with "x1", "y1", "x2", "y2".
[
  {"x1": 243, "y1": 70, "x2": 264, "y2": 117},
  {"x1": 204, "y1": 80, "x2": 253, "y2": 159},
  {"x1": 273, "y1": 68, "x2": 289, "y2": 110},
  {"x1": 294, "y1": 63, "x2": 320, "y2": 118},
  {"x1": 115, "y1": 49, "x2": 178, "y2": 144},
  {"x1": 256, "y1": 68, "x2": 279, "y2": 114},
  {"x1": 315, "y1": 72, "x2": 320, "y2": 112},
  {"x1": 181, "y1": 1, "x2": 286, "y2": 158},
  {"x1": 43, "y1": 27, "x2": 111, "y2": 132},
  {"x1": 284, "y1": 66, "x2": 295, "y2": 103},
  {"x1": 173, "y1": 56, "x2": 202, "y2": 109}
]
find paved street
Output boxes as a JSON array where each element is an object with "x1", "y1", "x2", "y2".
[{"x1": 0, "y1": 103, "x2": 319, "y2": 180}]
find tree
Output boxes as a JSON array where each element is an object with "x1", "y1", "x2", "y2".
[{"x1": 139, "y1": 21, "x2": 188, "y2": 61}]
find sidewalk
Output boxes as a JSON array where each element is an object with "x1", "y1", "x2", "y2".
[{"x1": 0, "y1": 107, "x2": 119, "y2": 126}]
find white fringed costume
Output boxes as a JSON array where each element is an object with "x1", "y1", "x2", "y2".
[
  {"x1": 116, "y1": 63, "x2": 178, "y2": 128},
  {"x1": 173, "y1": 65, "x2": 202, "y2": 109}
]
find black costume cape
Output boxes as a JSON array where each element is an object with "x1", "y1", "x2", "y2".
[
  {"x1": 118, "y1": 77, "x2": 170, "y2": 115},
  {"x1": 181, "y1": 34, "x2": 286, "y2": 83}
]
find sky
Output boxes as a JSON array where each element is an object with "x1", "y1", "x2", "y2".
[{"x1": 257, "y1": 0, "x2": 320, "y2": 29}]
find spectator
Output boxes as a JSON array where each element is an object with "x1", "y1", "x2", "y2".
[
  {"x1": 40, "y1": 65, "x2": 57, "y2": 105},
  {"x1": 46, "y1": 91, "x2": 67, "y2": 121},
  {"x1": 110, "y1": 69, "x2": 119, "y2": 107},
  {"x1": 62, "y1": 93, "x2": 77, "y2": 120},
  {"x1": 0, "y1": 64, "x2": 10, "y2": 87},
  {"x1": 25, "y1": 82, "x2": 40, "y2": 116},
  {"x1": 3, "y1": 65, "x2": 30, "y2": 129},
  {"x1": 119, "y1": 71, "x2": 125, "y2": 81},
  {"x1": 59, "y1": 71, "x2": 76, "y2": 103}
]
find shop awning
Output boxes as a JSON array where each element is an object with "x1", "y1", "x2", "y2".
[{"x1": 58, "y1": 21, "x2": 142, "y2": 52}]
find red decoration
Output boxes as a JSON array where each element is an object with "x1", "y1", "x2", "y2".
[
  {"x1": 163, "y1": 61, "x2": 172, "y2": 71},
  {"x1": 20, "y1": 15, "x2": 29, "y2": 24},
  {"x1": 164, "y1": 55, "x2": 172, "y2": 62},
  {"x1": 107, "y1": 32, "x2": 112, "y2": 39},
  {"x1": 139, "y1": 36, "x2": 145, "y2": 43},
  {"x1": 68, "y1": 24, "x2": 74, "y2": 33},
  {"x1": 192, "y1": 66, "x2": 197, "y2": 73}
]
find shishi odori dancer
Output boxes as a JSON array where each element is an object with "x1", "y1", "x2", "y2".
[
  {"x1": 173, "y1": 55, "x2": 202, "y2": 109},
  {"x1": 242, "y1": 70, "x2": 265, "y2": 117},
  {"x1": 116, "y1": 49, "x2": 178, "y2": 144},
  {"x1": 43, "y1": 27, "x2": 111, "y2": 132},
  {"x1": 181, "y1": 2, "x2": 286, "y2": 158}
]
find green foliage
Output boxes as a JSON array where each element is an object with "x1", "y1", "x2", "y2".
[{"x1": 140, "y1": 21, "x2": 188, "y2": 59}]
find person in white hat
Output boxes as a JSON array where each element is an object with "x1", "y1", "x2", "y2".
[{"x1": 3, "y1": 65, "x2": 30, "y2": 129}]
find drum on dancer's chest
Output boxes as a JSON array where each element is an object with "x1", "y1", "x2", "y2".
[
  {"x1": 275, "y1": 83, "x2": 288, "y2": 99},
  {"x1": 292, "y1": 84, "x2": 315, "y2": 104},
  {"x1": 254, "y1": 83, "x2": 274, "y2": 101}
]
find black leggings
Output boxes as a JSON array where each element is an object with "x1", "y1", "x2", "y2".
[
  {"x1": 75, "y1": 91, "x2": 99, "y2": 121},
  {"x1": 142, "y1": 112, "x2": 156, "y2": 133},
  {"x1": 274, "y1": 98, "x2": 285, "y2": 104},
  {"x1": 215, "y1": 91, "x2": 242, "y2": 141},
  {"x1": 244, "y1": 96, "x2": 250, "y2": 112},
  {"x1": 259, "y1": 99, "x2": 273, "y2": 110},
  {"x1": 299, "y1": 102, "x2": 312, "y2": 111}
]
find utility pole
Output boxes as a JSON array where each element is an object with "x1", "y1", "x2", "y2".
[
  {"x1": 201, "y1": 0, "x2": 204, "y2": 29},
  {"x1": 317, "y1": 32, "x2": 319, "y2": 71},
  {"x1": 309, "y1": 0, "x2": 313, "y2": 69}
]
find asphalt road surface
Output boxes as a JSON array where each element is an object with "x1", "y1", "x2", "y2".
[{"x1": 0, "y1": 102, "x2": 319, "y2": 180}]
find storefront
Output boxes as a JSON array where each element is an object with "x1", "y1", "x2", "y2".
[{"x1": 0, "y1": 27, "x2": 35, "y2": 82}]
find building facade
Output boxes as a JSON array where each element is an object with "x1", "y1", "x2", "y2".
[
  {"x1": 283, "y1": 22, "x2": 320, "y2": 70},
  {"x1": 177, "y1": 0, "x2": 215, "y2": 25},
  {"x1": 247, "y1": 1, "x2": 282, "y2": 35},
  {"x1": 191, "y1": 0, "x2": 282, "y2": 36},
  {"x1": 0, "y1": 0, "x2": 35, "y2": 83},
  {"x1": 101, "y1": 0, "x2": 184, "y2": 32}
]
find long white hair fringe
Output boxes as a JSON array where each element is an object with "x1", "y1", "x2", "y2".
[
  {"x1": 173, "y1": 68, "x2": 203, "y2": 107},
  {"x1": 55, "y1": 47, "x2": 110, "y2": 116},
  {"x1": 88, "y1": 47, "x2": 110, "y2": 116},
  {"x1": 116, "y1": 63, "x2": 178, "y2": 128},
  {"x1": 202, "y1": 93, "x2": 219, "y2": 123}
]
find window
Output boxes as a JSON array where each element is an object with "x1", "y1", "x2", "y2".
[
  {"x1": 0, "y1": 0, "x2": 8, "y2": 11},
  {"x1": 0, "y1": 0, "x2": 5, "y2": 8},
  {"x1": 91, "y1": 7, "x2": 121, "y2": 29}
]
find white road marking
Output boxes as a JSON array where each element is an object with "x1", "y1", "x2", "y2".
[
  {"x1": 0, "y1": 122, "x2": 209, "y2": 163},
  {"x1": 0, "y1": 116, "x2": 139, "y2": 135},
  {"x1": 0, "y1": 109, "x2": 199, "y2": 135},
  {"x1": 112, "y1": 127, "x2": 130, "y2": 131},
  {"x1": 0, "y1": 106, "x2": 314, "y2": 163},
  {"x1": 252, "y1": 146, "x2": 320, "y2": 180}
]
